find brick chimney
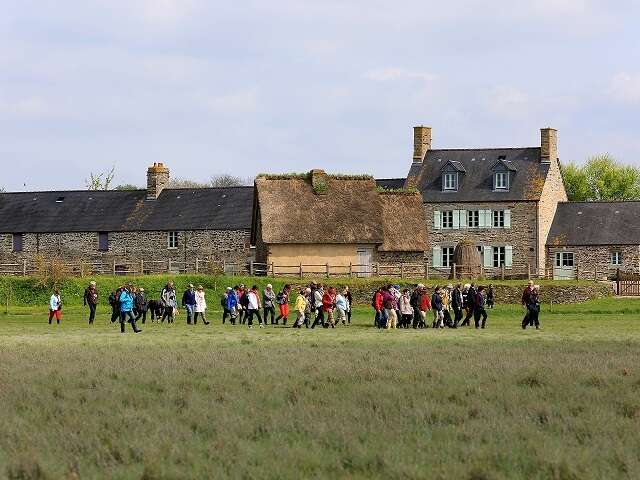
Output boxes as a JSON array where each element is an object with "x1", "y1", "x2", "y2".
[
  {"x1": 413, "y1": 126, "x2": 432, "y2": 164},
  {"x1": 310, "y1": 169, "x2": 328, "y2": 195},
  {"x1": 147, "y1": 162, "x2": 170, "y2": 200},
  {"x1": 540, "y1": 128, "x2": 557, "y2": 163}
]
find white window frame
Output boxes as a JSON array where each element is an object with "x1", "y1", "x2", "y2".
[
  {"x1": 610, "y1": 251, "x2": 622, "y2": 266},
  {"x1": 441, "y1": 210, "x2": 454, "y2": 229},
  {"x1": 468, "y1": 210, "x2": 480, "y2": 228},
  {"x1": 492, "y1": 210, "x2": 505, "y2": 228},
  {"x1": 493, "y1": 246, "x2": 506, "y2": 268},
  {"x1": 168, "y1": 231, "x2": 179, "y2": 250},
  {"x1": 442, "y1": 246, "x2": 455, "y2": 268},
  {"x1": 443, "y1": 172, "x2": 458, "y2": 191},
  {"x1": 555, "y1": 252, "x2": 574, "y2": 267},
  {"x1": 495, "y1": 172, "x2": 508, "y2": 190}
]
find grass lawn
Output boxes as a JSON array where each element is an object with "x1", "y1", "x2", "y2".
[{"x1": 1, "y1": 299, "x2": 639, "y2": 479}]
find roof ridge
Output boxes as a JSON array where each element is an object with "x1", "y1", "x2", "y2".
[
  {"x1": 429, "y1": 147, "x2": 539, "y2": 152},
  {"x1": 559, "y1": 200, "x2": 640, "y2": 204}
]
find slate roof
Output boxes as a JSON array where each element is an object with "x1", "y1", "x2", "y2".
[
  {"x1": 547, "y1": 202, "x2": 640, "y2": 246},
  {"x1": 0, "y1": 187, "x2": 254, "y2": 233},
  {"x1": 375, "y1": 178, "x2": 406, "y2": 190},
  {"x1": 407, "y1": 147, "x2": 549, "y2": 202}
]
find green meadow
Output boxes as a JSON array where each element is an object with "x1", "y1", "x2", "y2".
[{"x1": 1, "y1": 299, "x2": 639, "y2": 479}]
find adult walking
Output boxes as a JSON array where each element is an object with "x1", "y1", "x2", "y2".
[
  {"x1": 275, "y1": 285, "x2": 291, "y2": 326},
  {"x1": 109, "y1": 288, "x2": 123, "y2": 323},
  {"x1": 294, "y1": 288, "x2": 308, "y2": 328},
  {"x1": 521, "y1": 280, "x2": 535, "y2": 328},
  {"x1": 311, "y1": 284, "x2": 325, "y2": 329},
  {"x1": 134, "y1": 287, "x2": 148, "y2": 324},
  {"x1": 335, "y1": 288, "x2": 348, "y2": 326},
  {"x1": 461, "y1": 283, "x2": 476, "y2": 327},
  {"x1": 182, "y1": 284, "x2": 197, "y2": 325},
  {"x1": 399, "y1": 289, "x2": 413, "y2": 328},
  {"x1": 119, "y1": 285, "x2": 142, "y2": 334},
  {"x1": 417, "y1": 286, "x2": 431, "y2": 328},
  {"x1": 263, "y1": 284, "x2": 276, "y2": 325},
  {"x1": 474, "y1": 286, "x2": 488, "y2": 329},
  {"x1": 523, "y1": 285, "x2": 541, "y2": 330},
  {"x1": 382, "y1": 285, "x2": 398, "y2": 329},
  {"x1": 487, "y1": 284, "x2": 495, "y2": 309},
  {"x1": 48, "y1": 289, "x2": 62, "y2": 325},
  {"x1": 161, "y1": 282, "x2": 177, "y2": 323},
  {"x1": 246, "y1": 285, "x2": 263, "y2": 328},
  {"x1": 451, "y1": 283, "x2": 464, "y2": 328},
  {"x1": 322, "y1": 286, "x2": 337, "y2": 328},
  {"x1": 226, "y1": 287, "x2": 239, "y2": 325},
  {"x1": 431, "y1": 286, "x2": 444, "y2": 328},
  {"x1": 344, "y1": 286, "x2": 353, "y2": 325},
  {"x1": 83, "y1": 281, "x2": 98, "y2": 325},
  {"x1": 194, "y1": 285, "x2": 209, "y2": 325}
]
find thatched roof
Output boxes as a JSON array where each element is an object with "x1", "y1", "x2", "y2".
[
  {"x1": 253, "y1": 171, "x2": 428, "y2": 252},
  {"x1": 378, "y1": 192, "x2": 428, "y2": 252}
]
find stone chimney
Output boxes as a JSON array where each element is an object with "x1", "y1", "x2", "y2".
[
  {"x1": 540, "y1": 128, "x2": 557, "y2": 163},
  {"x1": 310, "y1": 169, "x2": 328, "y2": 195},
  {"x1": 147, "y1": 162, "x2": 170, "y2": 200},
  {"x1": 413, "y1": 126, "x2": 432, "y2": 163}
]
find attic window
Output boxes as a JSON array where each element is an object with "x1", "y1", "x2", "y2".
[
  {"x1": 56, "y1": 196, "x2": 65, "y2": 203},
  {"x1": 494, "y1": 172, "x2": 508, "y2": 190},
  {"x1": 443, "y1": 172, "x2": 458, "y2": 191}
]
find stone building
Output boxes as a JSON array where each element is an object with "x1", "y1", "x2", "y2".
[
  {"x1": 391, "y1": 125, "x2": 568, "y2": 275},
  {"x1": 0, "y1": 163, "x2": 254, "y2": 272},
  {"x1": 546, "y1": 202, "x2": 640, "y2": 279},
  {"x1": 251, "y1": 170, "x2": 427, "y2": 275}
]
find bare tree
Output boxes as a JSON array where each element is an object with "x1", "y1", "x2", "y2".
[
  {"x1": 167, "y1": 178, "x2": 210, "y2": 189},
  {"x1": 86, "y1": 166, "x2": 116, "y2": 191},
  {"x1": 209, "y1": 174, "x2": 247, "y2": 188},
  {"x1": 114, "y1": 184, "x2": 141, "y2": 191}
]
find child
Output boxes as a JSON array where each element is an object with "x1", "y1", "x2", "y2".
[
  {"x1": 294, "y1": 288, "x2": 308, "y2": 328},
  {"x1": 275, "y1": 284, "x2": 291, "y2": 326},
  {"x1": 48, "y1": 289, "x2": 62, "y2": 324}
]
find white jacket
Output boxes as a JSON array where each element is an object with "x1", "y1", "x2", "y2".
[{"x1": 195, "y1": 291, "x2": 207, "y2": 313}]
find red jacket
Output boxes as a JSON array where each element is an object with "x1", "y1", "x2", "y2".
[
  {"x1": 373, "y1": 291, "x2": 383, "y2": 311},
  {"x1": 419, "y1": 292, "x2": 431, "y2": 312},
  {"x1": 322, "y1": 292, "x2": 335, "y2": 312}
]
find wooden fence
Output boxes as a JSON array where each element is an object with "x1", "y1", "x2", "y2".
[{"x1": 0, "y1": 259, "x2": 611, "y2": 281}]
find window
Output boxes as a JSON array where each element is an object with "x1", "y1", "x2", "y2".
[
  {"x1": 441, "y1": 211, "x2": 454, "y2": 229},
  {"x1": 443, "y1": 172, "x2": 458, "y2": 191},
  {"x1": 555, "y1": 252, "x2": 574, "y2": 267},
  {"x1": 98, "y1": 232, "x2": 109, "y2": 252},
  {"x1": 442, "y1": 247, "x2": 455, "y2": 268},
  {"x1": 168, "y1": 231, "x2": 179, "y2": 249},
  {"x1": 468, "y1": 210, "x2": 480, "y2": 228},
  {"x1": 492, "y1": 210, "x2": 505, "y2": 228},
  {"x1": 610, "y1": 251, "x2": 622, "y2": 266},
  {"x1": 493, "y1": 246, "x2": 506, "y2": 267},
  {"x1": 12, "y1": 234, "x2": 24, "y2": 252},
  {"x1": 495, "y1": 172, "x2": 508, "y2": 190}
]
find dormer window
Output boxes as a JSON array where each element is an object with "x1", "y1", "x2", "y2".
[
  {"x1": 495, "y1": 172, "x2": 508, "y2": 190},
  {"x1": 443, "y1": 172, "x2": 458, "y2": 191}
]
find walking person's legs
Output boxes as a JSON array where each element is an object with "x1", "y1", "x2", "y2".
[{"x1": 88, "y1": 304, "x2": 96, "y2": 324}]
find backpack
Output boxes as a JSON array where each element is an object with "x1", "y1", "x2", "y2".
[
  {"x1": 221, "y1": 294, "x2": 227, "y2": 308},
  {"x1": 371, "y1": 292, "x2": 378, "y2": 309},
  {"x1": 277, "y1": 292, "x2": 286, "y2": 305},
  {"x1": 240, "y1": 293, "x2": 249, "y2": 307}
]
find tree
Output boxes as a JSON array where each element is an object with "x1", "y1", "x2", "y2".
[
  {"x1": 562, "y1": 155, "x2": 640, "y2": 201},
  {"x1": 114, "y1": 184, "x2": 141, "y2": 191},
  {"x1": 167, "y1": 178, "x2": 210, "y2": 189},
  {"x1": 86, "y1": 166, "x2": 116, "y2": 191},
  {"x1": 209, "y1": 174, "x2": 246, "y2": 188}
]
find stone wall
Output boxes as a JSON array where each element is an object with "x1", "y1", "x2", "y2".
[
  {"x1": 425, "y1": 202, "x2": 538, "y2": 272},
  {"x1": 536, "y1": 158, "x2": 568, "y2": 272},
  {"x1": 0, "y1": 230, "x2": 252, "y2": 267},
  {"x1": 546, "y1": 245, "x2": 640, "y2": 279}
]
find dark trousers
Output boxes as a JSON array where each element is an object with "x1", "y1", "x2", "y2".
[
  {"x1": 135, "y1": 309, "x2": 147, "y2": 323},
  {"x1": 401, "y1": 313, "x2": 413, "y2": 328},
  {"x1": 88, "y1": 303, "x2": 97, "y2": 324},
  {"x1": 110, "y1": 306, "x2": 120, "y2": 323},
  {"x1": 246, "y1": 309, "x2": 263, "y2": 326},
  {"x1": 264, "y1": 306, "x2": 276, "y2": 324},
  {"x1": 194, "y1": 312, "x2": 208, "y2": 324},
  {"x1": 120, "y1": 310, "x2": 140, "y2": 333},
  {"x1": 347, "y1": 309, "x2": 352, "y2": 324},
  {"x1": 453, "y1": 307, "x2": 463, "y2": 327},
  {"x1": 161, "y1": 307, "x2": 174, "y2": 323},
  {"x1": 461, "y1": 307, "x2": 474, "y2": 326},
  {"x1": 374, "y1": 309, "x2": 388, "y2": 329},
  {"x1": 311, "y1": 308, "x2": 325, "y2": 328},
  {"x1": 523, "y1": 306, "x2": 540, "y2": 329},
  {"x1": 474, "y1": 308, "x2": 487, "y2": 328}
]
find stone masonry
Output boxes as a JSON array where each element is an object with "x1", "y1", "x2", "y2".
[{"x1": 546, "y1": 245, "x2": 640, "y2": 279}]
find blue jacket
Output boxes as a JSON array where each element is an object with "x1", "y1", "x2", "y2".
[
  {"x1": 182, "y1": 289, "x2": 196, "y2": 306},
  {"x1": 119, "y1": 290, "x2": 134, "y2": 312},
  {"x1": 226, "y1": 291, "x2": 238, "y2": 311}
]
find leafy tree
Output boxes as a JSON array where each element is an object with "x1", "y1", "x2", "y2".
[
  {"x1": 86, "y1": 166, "x2": 116, "y2": 191},
  {"x1": 562, "y1": 155, "x2": 640, "y2": 201}
]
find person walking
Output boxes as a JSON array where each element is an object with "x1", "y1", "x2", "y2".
[
  {"x1": 263, "y1": 284, "x2": 277, "y2": 325},
  {"x1": 431, "y1": 287, "x2": 444, "y2": 328},
  {"x1": 523, "y1": 285, "x2": 541, "y2": 330},
  {"x1": 418, "y1": 286, "x2": 431, "y2": 328},
  {"x1": 474, "y1": 286, "x2": 488, "y2": 329},
  {"x1": 451, "y1": 283, "x2": 464, "y2": 328},
  {"x1": 119, "y1": 285, "x2": 142, "y2": 334},
  {"x1": 345, "y1": 286, "x2": 353, "y2": 325},
  {"x1": 193, "y1": 285, "x2": 209, "y2": 325},
  {"x1": 48, "y1": 289, "x2": 62, "y2": 325},
  {"x1": 382, "y1": 285, "x2": 398, "y2": 329},
  {"x1": 182, "y1": 284, "x2": 197, "y2": 325},
  {"x1": 461, "y1": 283, "x2": 476, "y2": 327},
  {"x1": 226, "y1": 287, "x2": 239, "y2": 325},
  {"x1": 312, "y1": 284, "x2": 325, "y2": 328},
  {"x1": 303, "y1": 287, "x2": 313, "y2": 328},
  {"x1": 399, "y1": 289, "x2": 413, "y2": 328},
  {"x1": 335, "y1": 288, "x2": 348, "y2": 326},
  {"x1": 487, "y1": 284, "x2": 495, "y2": 309},
  {"x1": 83, "y1": 281, "x2": 98, "y2": 324},
  {"x1": 239, "y1": 286, "x2": 250, "y2": 325},
  {"x1": 161, "y1": 282, "x2": 177, "y2": 323},
  {"x1": 372, "y1": 287, "x2": 386, "y2": 329},
  {"x1": 246, "y1": 285, "x2": 263, "y2": 328},
  {"x1": 521, "y1": 280, "x2": 535, "y2": 328},
  {"x1": 275, "y1": 285, "x2": 291, "y2": 326},
  {"x1": 294, "y1": 288, "x2": 308, "y2": 328},
  {"x1": 109, "y1": 287, "x2": 123, "y2": 323},
  {"x1": 134, "y1": 287, "x2": 148, "y2": 324},
  {"x1": 322, "y1": 286, "x2": 337, "y2": 328}
]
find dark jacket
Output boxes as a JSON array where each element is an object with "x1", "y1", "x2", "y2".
[
  {"x1": 135, "y1": 292, "x2": 148, "y2": 312},
  {"x1": 84, "y1": 287, "x2": 98, "y2": 306},
  {"x1": 451, "y1": 287, "x2": 463, "y2": 310},
  {"x1": 466, "y1": 287, "x2": 477, "y2": 308},
  {"x1": 432, "y1": 292, "x2": 443, "y2": 312},
  {"x1": 182, "y1": 289, "x2": 196, "y2": 307}
]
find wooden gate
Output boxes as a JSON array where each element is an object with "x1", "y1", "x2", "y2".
[{"x1": 616, "y1": 270, "x2": 640, "y2": 296}]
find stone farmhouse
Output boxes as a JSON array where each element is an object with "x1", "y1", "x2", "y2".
[
  {"x1": 251, "y1": 170, "x2": 427, "y2": 275},
  {"x1": 0, "y1": 163, "x2": 254, "y2": 273}
]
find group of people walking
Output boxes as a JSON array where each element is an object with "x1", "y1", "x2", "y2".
[
  {"x1": 372, "y1": 283, "x2": 495, "y2": 330},
  {"x1": 48, "y1": 279, "x2": 542, "y2": 332}
]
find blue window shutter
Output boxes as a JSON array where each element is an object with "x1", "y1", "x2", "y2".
[
  {"x1": 505, "y1": 246, "x2": 513, "y2": 267},
  {"x1": 504, "y1": 209, "x2": 511, "y2": 229},
  {"x1": 483, "y1": 246, "x2": 493, "y2": 268},
  {"x1": 433, "y1": 210, "x2": 441, "y2": 230},
  {"x1": 452, "y1": 210, "x2": 460, "y2": 229},
  {"x1": 459, "y1": 210, "x2": 467, "y2": 228},
  {"x1": 432, "y1": 246, "x2": 442, "y2": 268}
]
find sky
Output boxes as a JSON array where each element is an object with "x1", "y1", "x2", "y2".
[{"x1": 1, "y1": 0, "x2": 639, "y2": 191}]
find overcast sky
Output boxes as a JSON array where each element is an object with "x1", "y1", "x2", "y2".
[{"x1": 1, "y1": 0, "x2": 639, "y2": 191}]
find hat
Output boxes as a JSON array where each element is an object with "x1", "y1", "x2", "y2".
[
  {"x1": 226, "y1": 287, "x2": 232, "y2": 291},
  {"x1": 139, "y1": 288, "x2": 144, "y2": 292},
  {"x1": 266, "y1": 284, "x2": 273, "y2": 289},
  {"x1": 89, "y1": 281, "x2": 96, "y2": 286},
  {"x1": 417, "y1": 283, "x2": 425, "y2": 289},
  {"x1": 189, "y1": 283, "x2": 194, "y2": 288},
  {"x1": 447, "y1": 284, "x2": 453, "y2": 289},
  {"x1": 305, "y1": 288, "x2": 311, "y2": 293},
  {"x1": 393, "y1": 285, "x2": 400, "y2": 290}
]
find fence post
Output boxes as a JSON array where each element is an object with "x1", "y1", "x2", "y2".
[
  {"x1": 195, "y1": 258, "x2": 199, "y2": 274},
  {"x1": 400, "y1": 263, "x2": 404, "y2": 279},
  {"x1": 349, "y1": 262, "x2": 353, "y2": 278},
  {"x1": 501, "y1": 265, "x2": 505, "y2": 280},
  {"x1": 594, "y1": 265, "x2": 598, "y2": 282},
  {"x1": 139, "y1": 259, "x2": 144, "y2": 275},
  {"x1": 269, "y1": 263, "x2": 274, "y2": 277},
  {"x1": 326, "y1": 263, "x2": 330, "y2": 279},
  {"x1": 299, "y1": 262, "x2": 303, "y2": 279},
  {"x1": 112, "y1": 259, "x2": 116, "y2": 275},
  {"x1": 616, "y1": 268, "x2": 620, "y2": 295},
  {"x1": 425, "y1": 263, "x2": 429, "y2": 280},
  {"x1": 527, "y1": 263, "x2": 531, "y2": 280},
  {"x1": 250, "y1": 261, "x2": 254, "y2": 276},
  {"x1": 452, "y1": 263, "x2": 457, "y2": 281},
  {"x1": 23, "y1": 259, "x2": 27, "y2": 276}
]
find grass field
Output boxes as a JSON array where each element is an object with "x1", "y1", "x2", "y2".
[{"x1": 1, "y1": 300, "x2": 640, "y2": 479}]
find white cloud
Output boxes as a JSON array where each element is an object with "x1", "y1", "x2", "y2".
[
  {"x1": 203, "y1": 90, "x2": 259, "y2": 114},
  {"x1": 0, "y1": 96, "x2": 53, "y2": 118},
  {"x1": 607, "y1": 73, "x2": 640, "y2": 104},
  {"x1": 484, "y1": 86, "x2": 530, "y2": 118},
  {"x1": 364, "y1": 67, "x2": 435, "y2": 82}
]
